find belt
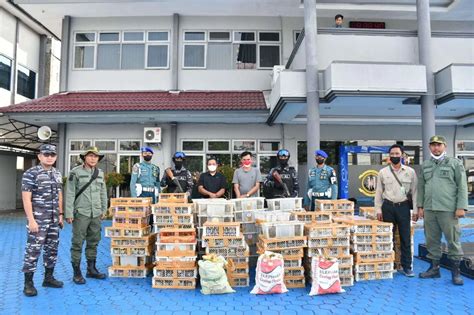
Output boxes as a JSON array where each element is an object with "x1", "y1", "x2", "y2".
[
  {"x1": 383, "y1": 199, "x2": 409, "y2": 207},
  {"x1": 142, "y1": 187, "x2": 155, "y2": 192}
]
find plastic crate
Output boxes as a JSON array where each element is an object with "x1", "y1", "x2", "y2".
[
  {"x1": 194, "y1": 199, "x2": 235, "y2": 216},
  {"x1": 340, "y1": 276, "x2": 354, "y2": 287},
  {"x1": 152, "y1": 277, "x2": 196, "y2": 289},
  {"x1": 285, "y1": 267, "x2": 305, "y2": 277},
  {"x1": 257, "y1": 245, "x2": 304, "y2": 258},
  {"x1": 308, "y1": 236, "x2": 350, "y2": 247},
  {"x1": 153, "y1": 266, "x2": 197, "y2": 278},
  {"x1": 112, "y1": 215, "x2": 150, "y2": 228},
  {"x1": 354, "y1": 262, "x2": 393, "y2": 273},
  {"x1": 153, "y1": 213, "x2": 194, "y2": 225},
  {"x1": 355, "y1": 270, "x2": 393, "y2": 281},
  {"x1": 158, "y1": 193, "x2": 188, "y2": 204},
  {"x1": 111, "y1": 255, "x2": 152, "y2": 267},
  {"x1": 254, "y1": 210, "x2": 293, "y2": 224},
  {"x1": 108, "y1": 265, "x2": 152, "y2": 278},
  {"x1": 152, "y1": 203, "x2": 194, "y2": 215},
  {"x1": 110, "y1": 234, "x2": 156, "y2": 247},
  {"x1": 110, "y1": 197, "x2": 152, "y2": 207},
  {"x1": 257, "y1": 235, "x2": 307, "y2": 250},
  {"x1": 228, "y1": 275, "x2": 250, "y2": 287},
  {"x1": 111, "y1": 245, "x2": 154, "y2": 256},
  {"x1": 306, "y1": 246, "x2": 350, "y2": 257},
  {"x1": 155, "y1": 257, "x2": 197, "y2": 269},
  {"x1": 202, "y1": 222, "x2": 241, "y2": 237},
  {"x1": 305, "y1": 223, "x2": 351, "y2": 238},
  {"x1": 259, "y1": 221, "x2": 305, "y2": 238},
  {"x1": 292, "y1": 211, "x2": 332, "y2": 224},
  {"x1": 156, "y1": 243, "x2": 196, "y2": 257},
  {"x1": 197, "y1": 215, "x2": 234, "y2": 226},
  {"x1": 352, "y1": 234, "x2": 393, "y2": 244},
  {"x1": 352, "y1": 220, "x2": 393, "y2": 234},
  {"x1": 105, "y1": 226, "x2": 151, "y2": 238},
  {"x1": 205, "y1": 244, "x2": 249, "y2": 258},
  {"x1": 359, "y1": 207, "x2": 376, "y2": 219},
  {"x1": 351, "y1": 243, "x2": 393, "y2": 253},
  {"x1": 315, "y1": 199, "x2": 354, "y2": 211},
  {"x1": 338, "y1": 266, "x2": 353, "y2": 277},
  {"x1": 267, "y1": 198, "x2": 303, "y2": 211},
  {"x1": 153, "y1": 224, "x2": 194, "y2": 235},
  {"x1": 328, "y1": 209, "x2": 355, "y2": 217},
  {"x1": 284, "y1": 276, "x2": 306, "y2": 288},
  {"x1": 231, "y1": 197, "x2": 265, "y2": 211},
  {"x1": 235, "y1": 209, "x2": 258, "y2": 223},
  {"x1": 202, "y1": 236, "x2": 246, "y2": 248},
  {"x1": 354, "y1": 251, "x2": 395, "y2": 263},
  {"x1": 284, "y1": 258, "x2": 303, "y2": 268},
  {"x1": 159, "y1": 228, "x2": 196, "y2": 243}
]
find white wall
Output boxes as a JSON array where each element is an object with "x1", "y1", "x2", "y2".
[
  {"x1": 0, "y1": 154, "x2": 17, "y2": 211},
  {"x1": 0, "y1": 8, "x2": 17, "y2": 107}
]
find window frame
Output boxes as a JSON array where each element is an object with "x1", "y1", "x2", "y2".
[
  {"x1": 73, "y1": 44, "x2": 97, "y2": 70},
  {"x1": 118, "y1": 139, "x2": 142, "y2": 153},
  {"x1": 258, "y1": 140, "x2": 281, "y2": 153},
  {"x1": 145, "y1": 43, "x2": 170, "y2": 69},
  {"x1": 208, "y1": 31, "x2": 232, "y2": 43},
  {"x1": 147, "y1": 30, "x2": 170, "y2": 42},
  {"x1": 258, "y1": 31, "x2": 281, "y2": 43},
  {"x1": 0, "y1": 54, "x2": 12, "y2": 91},
  {"x1": 16, "y1": 64, "x2": 37, "y2": 99},
  {"x1": 232, "y1": 139, "x2": 257, "y2": 153},
  {"x1": 69, "y1": 139, "x2": 93, "y2": 152},
  {"x1": 183, "y1": 30, "x2": 207, "y2": 42},
  {"x1": 98, "y1": 31, "x2": 121, "y2": 43},
  {"x1": 233, "y1": 31, "x2": 257, "y2": 43},
  {"x1": 68, "y1": 154, "x2": 81, "y2": 171},
  {"x1": 93, "y1": 139, "x2": 117, "y2": 153},
  {"x1": 122, "y1": 31, "x2": 145, "y2": 43},
  {"x1": 257, "y1": 43, "x2": 281, "y2": 69},
  {"x1": 181, "y1": 139, "x2": 205, "y2": 152},
  {"x1": 184, "y1": 153, "x2": 206, "y2": 173},
  {"x1": 182, "y1": 43, "x2": 207, "y2": 69},
  {"x1": 207, "y1": 139, "x2": 231, "y2": 153}
]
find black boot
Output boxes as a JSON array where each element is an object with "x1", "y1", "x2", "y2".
[
  {"x1": 419, "y1": 260, "x2": 441, "y2": 279},
  {"x1": 86, "y1": 260, "x2": 106, "y2": 279},
  {"x1": 23, "y1": 272, "x2": 37, "y2": 297},
  {"x1": 451, "y1": 260, "x2": 464, "y2": 286},
  {"x1": 72, "y1": 263, "x2": 86, "y2": 284},
  {"x1": 42, "y1": 267, "x2": 63, "y2": 288}
]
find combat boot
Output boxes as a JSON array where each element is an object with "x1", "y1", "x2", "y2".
[
  {"x1": 86, "y1": 260, "x2": 106, "y2": 279},
  {"x1": 419, "y1": 260, "x2": 441, "y2": 278},
  {"x1": 451, "y1": 260, "x2": 464, "y2": 286},
  {"x1": 72, "y1": 263, "x2": 86, "y2": 284},
  {"x1": 23, "y1": 272, "x2": 37, "y2": 297},
  {"x1": 42, "y1": 267, "x2": 63, "y2": 288}
]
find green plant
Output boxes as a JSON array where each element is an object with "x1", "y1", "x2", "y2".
[
  {"x1": 219, "y1": 165, "x2": 236, "y2": 199},
  {"x1": 105, "y1": 172, "x2": 125, "y2": 199}
]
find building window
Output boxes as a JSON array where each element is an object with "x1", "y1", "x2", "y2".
[
  {"x1": 70, "y1": 140, "x2": 92, "y2": 151},
  {"x1": 74, "y1": 46, "x2": 95, "y2": 69},
  {"x1": 182, "y1": 140, "x2": 204, "y2": 152},
  {"x1": 233, "y1": 140, "x2": 256, "y2": 152},
  {"x1": 208, "y1": 140, "x2": 230, "y2": 152},
  {"x1": 146, "y1": 45, "x2": 169, "y2": 68},
  {"x1": 97, "y1": 44, "x2": 120, "y2": 70},
  {"x1": 119, "y1": 140, "x2": 141, "y2": 151},
  {"x1": 16, "y1": 65, "x2": 36, "y2": 99},
  {"x1": 0, "y1": 55, "x2": 12, "y2": 91},
  {"x1": 259, "y1": 140, "x2": 281, "y2": 153},
  {"x1": 94, "y1": 140, "x2": 116, "y2": 151}
]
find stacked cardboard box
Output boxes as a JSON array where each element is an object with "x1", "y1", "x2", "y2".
[
  {"x1": 202, "y1": 222, "x2": 250, "y2": 287},
  {"x1": 256, "y1": 221, "x2": 307, "y2": 288},
  {"x1": 105, "y1": 198, "x2": 155, "y2": 278},
  {"x1": 152, "y1": 193, "x2": 192, "y2": 234}
]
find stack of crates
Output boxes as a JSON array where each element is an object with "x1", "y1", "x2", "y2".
[
  {"x1": 105, "y1": 198, "x2": 155, "y2": 278},
  {"x1": 194, "y1": 199, "x2": 235, "y2": 239},
  {"x1": 291, "y1": 210, "x2": 332, "y2": 225},
  {"x1": 231, "y1": 197, "x2": 265, "y2": 246},
  {"x1": 266, "y1": 197, "x2": 304, "y2": 212},
  {"x1": 256, "y1": 220, "x2": 307, "y2": 288},
  {"x1": 335, "y1": 216, "x2": 394, "y2": 282},
  {"x1": 315, "y1": 199, "x2": 355, "y2": 217},
  {"x1": 152, "y1": 227, "x2": 197, "y2": 289},
  {"x1": 152, "y1": 193, "x2": 193, "y2": 234},
  {"x1": 359, "y1": 206, "x2": 376, "y2": 219},
  {"x1": 304, "y1": 223, "x2": 353, "y2": 286},
  {"x1": 202, "y1": 222, "x2": 250, "y2": 287}
]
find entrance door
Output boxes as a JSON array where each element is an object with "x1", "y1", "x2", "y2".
[
  {"x1": 117, "y1": 154, "x2": 140, "y2": 197},
  {"x1": 457, "y1": 155, "x2": 474, "y2": 211}
]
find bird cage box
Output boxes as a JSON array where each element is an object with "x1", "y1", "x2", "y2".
[
  {"x1": 351, "y1": 219, "x2": 393, "y2": 235},
  {"x1": 354, "y1": 251, "x2": 395, "y2": 264},
  {"x1": 359, "y1": 207, "x2": 376, "y2": 219},
  {"x1": 227, "y1": 257, "x2": 249, "y2": 266},
  {"x1": 202, "y1": 236, "x2": 246, "y2": 248},
  {"x1": 110, "y1": 234, "x2": 156, "y2": 247},
  {"x1": 159, "y1": 228, "x2": 196, "y2": 243},
  {"x1": 227, "y1": 267, "x2": 249, "y2": 277},
  {"x1": 153, "y1": 224, "x2": 194, "y2": 235},
  {"x1": 105, "y1": 226, "x2": 151, "y2": 238},
  {"x1": 334, "y1": 199, "x2": 355, "y2": 210},
  {"x1": 306, "y1": 246, "x2": 350, "y2": 258},
  {"x1": 110, "y1": 197, "x2": 152, "y2": 215},
  {"x1": 202, "y1": 222, "x2": 241, "y2": 237},
  {"x1": 155, "y1": 257, "x2": 197, "y2": 269},
  {"x1": 152, "y1": 277, "x2": 196, "y2": 289},
  {"x1": 354, "y1": 262, "x2": 393, "y2": 273},
  {"x1": 111, "y1": 255, "x2": 152, "y2": 267},
  {"x1": 234, "y1": 209, "x2": 258, "y2": 223},
  {"x1": 152, "y1": 203, "x2": 194, "y2": 215},
  {"x1": 228, "y1": 275, "x2": 250, "y2": 288},
  {"x1": 351, "y1": 234, "x2": 393, "y2": 244},
  {"x1": 153, "y1": 266, "x2": 198, "y2": 279},
  {"x1": 304, "y1": 223, "x2": 351, "y2": 238},
  {"x1": 355, "y1": 270, "x2": 393, "y2": 282},
  {"x1": 153, "y1": 213, "x2": 194, "y2": 225},
  {"x1": 284, "y1": 267, "x2": 305, "y2": 278},
  {"x1": 338, "y1": 266, "x2": 353, "y2": 277},
  {"x1": 111, "y1": 197, "x2": 152, "y2": 207},
  {"x1": 329, "y1": 209, "x2": 355, "y2": 217},
  {"x1": 267, "y1": 198, "x2": 303, "y2": 211},
  {"x1": 291, "y1": 211, "x2": 332, "y2": 224},
  {"x1": 111, "y1": 244, "x2": 154, "y2": 257},
  {"x1": 284, "y1": 276, "x2": 306, "y2": 288},
  {"x1": 351, "y1": 242, "x2": 393, "y2": 253},
  {"x1": 159, "y1": 193, "x2": 188, "y2": 204},
  {"x1": 243, "y1": 232, "x2": 258, "y2": 245},
  {"x1": 284, "y1": 258, "x2": 303, "y2": 268},
  {"x1": 197, "y1": 214, "x2": 234, "y2": 226},
  {"x1": 257, "y1": 235, "x2": 307, "y2": 250},
  {"x1": 257, "y1": 245, "x2": 304, "y2": 259},
  {"x1": 254, "y1": 210, "x2": 293, "y2": 224},
  {"x1": 338, "y1": 255, "x2": 354, "y2": 267},
  {"x1": 108, "y1": 265, "x2": 152, "y2": 278},
  {"x1": 315, "y1": 199, "x2": 336, "y2": 211},
  {"x1": 194, "y1": 199, "x2": 235, "y2": 216},
  {"x1": 307, "y1": 236, "x2": 350, "y2": 248},
  {"x1": 156, "y1": 243, "x2": 196, "y2": 257},
  {"x1": 112, "y1": 215, "x2": 150, "y2": 228},
  {"x1": 231, "y1": 197, "x2": 265, "y2": 211},
  {"x1": 205, "y1": 244, "x2": 249, "y2": 258},
  {"x1": 259, "y1": 221, "x2": 305, "y2": 238}
]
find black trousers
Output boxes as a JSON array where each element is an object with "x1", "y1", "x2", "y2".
[{"x1": 382, "y1": 200, "x2": 412, "y2": 269}]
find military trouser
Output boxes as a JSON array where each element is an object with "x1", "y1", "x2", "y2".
[
  {"x1": 71, "y1": 213, "x2": 102, "y2": 264},
  {"x1": 424, "y1": 210, "x2": 464, "y2": 261},
  {"x1": 22, "y1": 220, "x2": 60, "y2": 273}
]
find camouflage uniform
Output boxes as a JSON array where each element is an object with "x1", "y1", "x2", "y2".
[
  {"x1": 263, "y1": 165, "x2": 299, "y2": 198},
  {"x1": 22, "y1": 165, "x2": 62, "y2": 272},
  {"x1": 160, "y1": 166, "x2": 193, "y2": 194}
]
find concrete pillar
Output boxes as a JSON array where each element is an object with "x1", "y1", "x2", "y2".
[
  {"x1": 304, "y1": 0, "x2": 320, "y2": 161},
  {"x1": 172, "y1": 13, "x2": 179, "y2": 90},
  {"x1": 57, "y1": 123, "x2": 67, "y2": 174},
  {"x1": 59, "y1": 16, "x2": 71, "y2": 92},
  {"x1": 37, "y1": 35, "x2": 48, "y2": 98},
  {"x1": 416, "y1": 0, "x2": 436, "y2": 160},
  {"x1": 170, "y1": 122, "x2": 177, "y2": 155}
]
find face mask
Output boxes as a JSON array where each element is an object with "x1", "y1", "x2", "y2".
[
  {"x1": 242, "y1": 160, "x2": 252, "y2": 167},
  {"x1": 431, "y1": 151, "x2": 446, "y2": 160},
  {"x1": 143, "y1": 156, "x2": 152, "y2": 162},
  {"x1": 390, "y1": 156, "x2": 401, "y2": 165},
  {"x1": 174, "y1": 161, "x2": 183, "y2": 169},
  {"x1": 316, "y1": 159, "x2": 325, "y2": 165},
  {"x1": 278, "y1": 159, "x2": 288, "y2": 167},
  {"x1": 208, "y1": 165, "x2": 217, "y2": 172}
]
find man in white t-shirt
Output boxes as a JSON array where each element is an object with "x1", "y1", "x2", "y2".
[{"x1": 232, "y1": 151, "x2": 262, "y2": 198}]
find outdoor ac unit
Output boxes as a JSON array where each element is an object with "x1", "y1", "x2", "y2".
[{"x1": 143, "y1": 127, "x2": 161, "y2": 143}]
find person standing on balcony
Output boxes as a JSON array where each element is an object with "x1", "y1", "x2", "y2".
[
  {"x1": 334, "y1": 14, "x2": 344, "y2": 28},
  {"x1": 233, "y1": 151, "x2": 262, "y2": 198},
  {"x1": 417, "y1": 136, "x2": 468, "y2": 286},
  {"x1": 130, "y1": 146, "x2": 161, "y2": 203},
  {"x1": 263, "y1": 149, "x2": 299, "y2": 199}
]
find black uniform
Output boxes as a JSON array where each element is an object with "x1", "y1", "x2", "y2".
[
  {"x1": 160, "y1": 166, "x2": 193, "y2": 194},
  {"x1": 263, "y1": 165, "x2": 299, "y2": 199}
]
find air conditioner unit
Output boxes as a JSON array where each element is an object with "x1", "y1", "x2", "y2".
[{"x1": 144, "y1": 127, "x2": 161, "y2": 143}]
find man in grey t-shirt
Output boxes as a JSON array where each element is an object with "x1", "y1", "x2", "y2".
[{"x1": 233, "y1": 151, "x2": 262, "y2": 198}]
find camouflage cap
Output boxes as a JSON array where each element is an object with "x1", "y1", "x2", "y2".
[
  {"x1": 39, "y1": 144, "x2": 57, "y2": 154},
  {"x1": 80, "y1": 146, "x2": 105, "y2": 161},
  {"x1": 429, "y1": 135, "x2": 447, "y2": 145}
]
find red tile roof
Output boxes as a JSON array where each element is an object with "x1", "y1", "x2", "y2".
[{"x1": 2, "y1": 91, "x2": 268, "y2": 113}]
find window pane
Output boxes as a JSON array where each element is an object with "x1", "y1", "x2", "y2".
[
  {"x1": 184, "y1": 32, "x2": 205, "y2": 41},
  {"x1": 233, "y1": 44, "x2": 256, "y2": 69},
  {"x1": 0, "y1": 55, "x2": 12, "y2": 91},
  {"x1": 297, "y1": 141, "x2": 307, "y2": 164},
  {"x1": 70, "y1": 140, "x2": 92, "y2": 151},
  {"x1": 457, "y1": 141, "x2": 474, "y2": 152},
  {"x1": 259, "y1": 141, "x2": 280, "y2": 152},
  {"x1": 207, "y1": 154, "x2": 231, "y2": 167},
  {"x1": 16, "y1": 65, "x2": 36, "y2": 99},
  {"x1": 98, "y1": 153, "x2": 117, "y2": 174},
  {"x1": 121, "y1": 44, "x2": 145, "y2": 69},
  {"x1": 119, "y1": 140, "x2": 141, "y2": 151},
  {"x1": 99, "y1": 32, "x2": 119, "y2": 41},
  {"x1": 259, "y1": 45, "x2": 280, "y2": 68},
  {"x1": 184, "y1": 45, "x2": 205, "y2": 68},
  {"x1": 209, "y1": 32, "x2": 230, "y2": 41},
  {"x1": 123, "y1": 32, "x2": 144, "y2": 41},
  {"x1": 259, "y1": 32, "x2": 280, "y2": 42},
  {"x1": 186, "y1": 155, "x2": 204, "y2": 173},
  {"x1": 233, "y1": 140, "x2": 255, "y2": 152},
  {"x1": 182, "y1": 141, "x2": 204, "y2": 151},
  {"x1": 70, "y1": 155, "x2": 81, "y2": 170},
  {"x1": 75, "y1": 33, "x2": 95, "y2": 42},
  {"x1": 119, "y1": 155, "x2": 140, "y2": 197},
  {"x1": 95, "y1": 140, "x2": 116, "y2": 151},
  {"x1": 97, "y1": 44, "x2": 120, "y2": 69},
  {"x1": 208, "y1": 141, "x2": 230, "y2": 151},
  {"x1": 147, "y1": 45, "x2": 168, "y2": 68},
  {"x1": 294, "y1": 31, "x2": 301, "y2": 43},
  {"x1": 207, "y1": 43, "x2": 232, "y2": 70},
  {"x1": 148, "y1": 32, "x2": 169, "y2": 41},
  {"x1": 259, "y1": 155, "x2": 277, "y2": 175},
  {"x1": 234, "y1": 32, "x2": 255, "y2": 42},
  {"x1": 74, "y1": 46, "x2": 94, "y2": 68}
]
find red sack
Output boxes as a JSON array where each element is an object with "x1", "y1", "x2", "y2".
[
  {"x1": 309, "y1": 256, "x2": 344, "y2": 296},
  {"x1": 251, "y1": 251, "x2": 288, "y2": 294}
]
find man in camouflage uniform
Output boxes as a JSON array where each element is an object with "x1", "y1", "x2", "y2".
[
  {"x1": 418, "y1": 135, "x2": 468, "y2": 285},
  {"x1": 66, "y1": 147, "x2": 107, "y2": 284},
  {"x1": 22, "y1": 144, "x2": 64, "y2": 297}
]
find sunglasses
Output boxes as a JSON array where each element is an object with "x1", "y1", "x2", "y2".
[
  {"x1": 174, "y1": 152, "x2": 186, "y2": 158},
  {"x1": 277, "y1": 149, "x2": 290, "y2": 157},
  {"x1": 42, "y1": 153, "x2": 57, "y2": 157}
]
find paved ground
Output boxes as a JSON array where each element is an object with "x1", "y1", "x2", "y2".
[{"x1": 0, "y1": 212, "x2": 473, "y2": 315}]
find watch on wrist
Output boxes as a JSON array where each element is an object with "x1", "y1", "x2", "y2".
[{"x1": 246, "y1": 193, "x2": 250, "y2": 197}]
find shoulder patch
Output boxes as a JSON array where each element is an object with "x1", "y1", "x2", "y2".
[{"x1": 68, "y1": 173, "x2": 75, "y2": 181}]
